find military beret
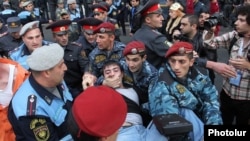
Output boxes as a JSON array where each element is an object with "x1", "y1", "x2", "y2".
[
  {"x1": 123, "y1": 41, "x2": 146, "y2": 56},
  {"x1": 91, "y1": 2, "x2": 109, "y2": 12},
  {"x1": 67, "y1": 0, "x2": 76, "y2": 4},
  {"x1": 19, "y1": 20, "x2": 39, "y2": 36},
  {"x1": 27, "y1": 43, "x2": 64, "y2": 71},
  {"x1": 22, "y1": 0, "x2": 33, "y2": 7},
  {"x1": 72, "y1": 86, "x2": 127, "y2": 137},
  {"x1": 136, "y1": 0, "x2": 162, "y2": 17},
  {"x1": 94, "y1": 22, "x2": 115, "y2": 34},
  {"x1": 78, "y1": 17, "x2": 103, "y2": 34},
  {"x1": 46, "y1": 20, "x2": 71, "y2": 35},
  {"x1": 165, "y1": 41, "x2": 193, "y2": 58},
  {"x1": 7, "y1": 17, "x2": 22, "y2": 33}
]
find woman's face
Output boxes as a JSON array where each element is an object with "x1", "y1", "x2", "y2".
[{"x1": 169, "y1": 9, "x2": 178, "y2": 19}]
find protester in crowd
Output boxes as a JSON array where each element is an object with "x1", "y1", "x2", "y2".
[
  {"x1": 131, "y1": 0, "x2": 172, "y2": 69},
  {"x1": 204, "y1": 4, "x2": 250, "y2": 125},
  {"x1": 9, "y1": 21, "x2": 51, "y2": 70},
  {"x1": 0, "y1": 57, "x2": 29, "y2": 141},
  {"x1": 0, "y1": 17, "x2": 23, "y2": 57},
  {"x1": 149, "y1": 42, "x2": 222, "y2": 141},
  {"x1": 8, "y1": 43, "x2": 74, "y2": 140},
  {"x1": 46, "y1": 19, "x2": 89, "y2": 98},
  {"x1": 67, "y1": 85, "x2": 127, "y2": 141},
  {"x1": 76, "y1": 17, "x2": 103, "y2": 56},
  {"x1": 161, "y1": 2, "x2": 185, "y2": 42},
  {"x1": 179, "y1": 14, "x2": 217, "y2": 84}
]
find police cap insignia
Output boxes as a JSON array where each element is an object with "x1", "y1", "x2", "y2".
[
  {"x1": 46, "y1": 20, "x2": 71, "y2": 35},
  {"x1": 165, "y1": 42, "x2": 193, "y2": 58},
  {"x1": 30, "y1": 118, "x2": 50, "y2": 141},
  {"x1": 136, "y1": 0, "x2": 162, "y2": 16},
  {"x1": 123, "y1": 41, "x2": 146, "y2": 56}
]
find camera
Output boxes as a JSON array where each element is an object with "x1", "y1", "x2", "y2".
[{"x1": 203, "y1": 12, "x2": 228, "y2": 30}]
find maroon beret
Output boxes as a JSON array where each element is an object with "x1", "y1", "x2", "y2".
[
  {"x1": 123, "y1": 41, "x2": 146, "y2": 56},
  {"x1": 72, "y1": 86, "x2": 127, "y2": 137},
  {"x1": 94, "y1": 22, "x2": 115, "y2": 34},
  {"x1": 165, "y1": 41, "x2": 193, "y2": 58}
]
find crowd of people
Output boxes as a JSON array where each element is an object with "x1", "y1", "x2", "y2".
[{"x1": 1, "y1": 0, "x2": 250, "y2": 141}]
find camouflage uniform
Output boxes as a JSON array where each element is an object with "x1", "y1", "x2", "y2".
[
  {"x1": 149, "y1": 63, "x2": 223, "y2": 125},
  {"x1": 121, "y1": 60, "x2": 158, "y2": 104},
  {"x1": 88, "y1": 41, "x2": 125, "y2": 78}
]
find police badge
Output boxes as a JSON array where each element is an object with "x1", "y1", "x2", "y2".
[{"x1": 176, "y1": 84, "x2": 185, "y2": 94}]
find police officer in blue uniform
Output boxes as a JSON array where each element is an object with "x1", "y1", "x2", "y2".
[
  {"x1": 9, "y1": 21, "x2": 51, "y2": 70},
  {"x1": 46, "y1": 19, "x2": 89, "y2": 98},
  {"x1": 0, "y1": 17, "x2": 22, "y2": 57},
  {"x1": 8, "y1": 43, "x2": 74, "y2": 141},
  {"x1": 131, "y1": 0, "x2": 172, "y2": 69},
  {"x1": 85, "y1": 22, "x2": 125, "y2": 79},
  {"x1": 76, "y1": 17, "x2": 103, "y2": 56},
  {"x1": 0, "y1": 1, "x2": 17, "y2": 24}
]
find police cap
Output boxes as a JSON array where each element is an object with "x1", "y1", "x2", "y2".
[
  {"x1": 136, "y1": 0, "x2": 162, "y2": 17},
  {"x1": 3, "y1": 1, "x2": 10, "y2": 6},
  {"x1": 27, "y1": 43, "x2": 64, "y2": 71},
  {"x1": 91, "y1": 2, "x2": 109, "y2": 12},
  {"x1": 78, "y1": 17, "x2": 103, "y2": 34},
  {"x1": 7, "y1": 17, "x2": 22, "y2": 33},
  {"x1": 19, "y1": 20, "x2": 39, "y2": 36},
  {"x1": 46, "y1": 20, "x2": 72, "y2": 35},
  {"x1": 94, "y1": 22, "x2": 115, "y2": 34}
]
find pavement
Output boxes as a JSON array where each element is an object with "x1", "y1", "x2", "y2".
[{"x1": 41, "y1": 23, "x2": 233, "y2": 93}]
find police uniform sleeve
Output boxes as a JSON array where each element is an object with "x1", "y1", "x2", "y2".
[
  {"x1": 14, "y1": 115, "x2": 61, "y2": 140},
  {"x1": 77, "y1": 45, "x2": 89, "y2": 73},
  {"x1": 148, "y1": 34, "x2": 171, "y2": 58}
]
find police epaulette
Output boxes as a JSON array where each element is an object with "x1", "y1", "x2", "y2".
[
  {"x1": 71, "y1": 42, "x2": 82, "y2": 47},
  {"x1": 8, "y1": 46, "x2": 21, "y2": 55},
  {"x1": 26, "y1": 95, "x2": 37, "y2": 116}
]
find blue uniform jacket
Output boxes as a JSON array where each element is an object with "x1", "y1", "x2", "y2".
[
  {"x1": 8, "y1": 75, "x2": 73, "y2": 140},
  {"x1": 9, "y1": 40, "x2": 51, "y2": 70},
  {"x1": 88, "y1": 41, "x2": 125, "y2": 78},
  {"x1": 149, "y1": 63, "x2": 223, "y2": 125}
]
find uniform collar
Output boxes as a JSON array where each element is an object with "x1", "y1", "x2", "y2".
[{"x1": 29, "y1": 74, "x2": 64, "y2": 105}]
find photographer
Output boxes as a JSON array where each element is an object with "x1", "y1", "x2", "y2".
[
  {"x1": 178, "y1": 14, "x2": 217, "y2": 84},
  {"x1": 204, "y1": 4, "x2": 250, "y2": 125}
]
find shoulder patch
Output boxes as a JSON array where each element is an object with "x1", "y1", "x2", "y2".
[
  {"x1": 81, "y1": 50, "x2": 86, "y2": 58},
  {"x1": 30, "y1": 118, "x2": 50, "y2": 141}
]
